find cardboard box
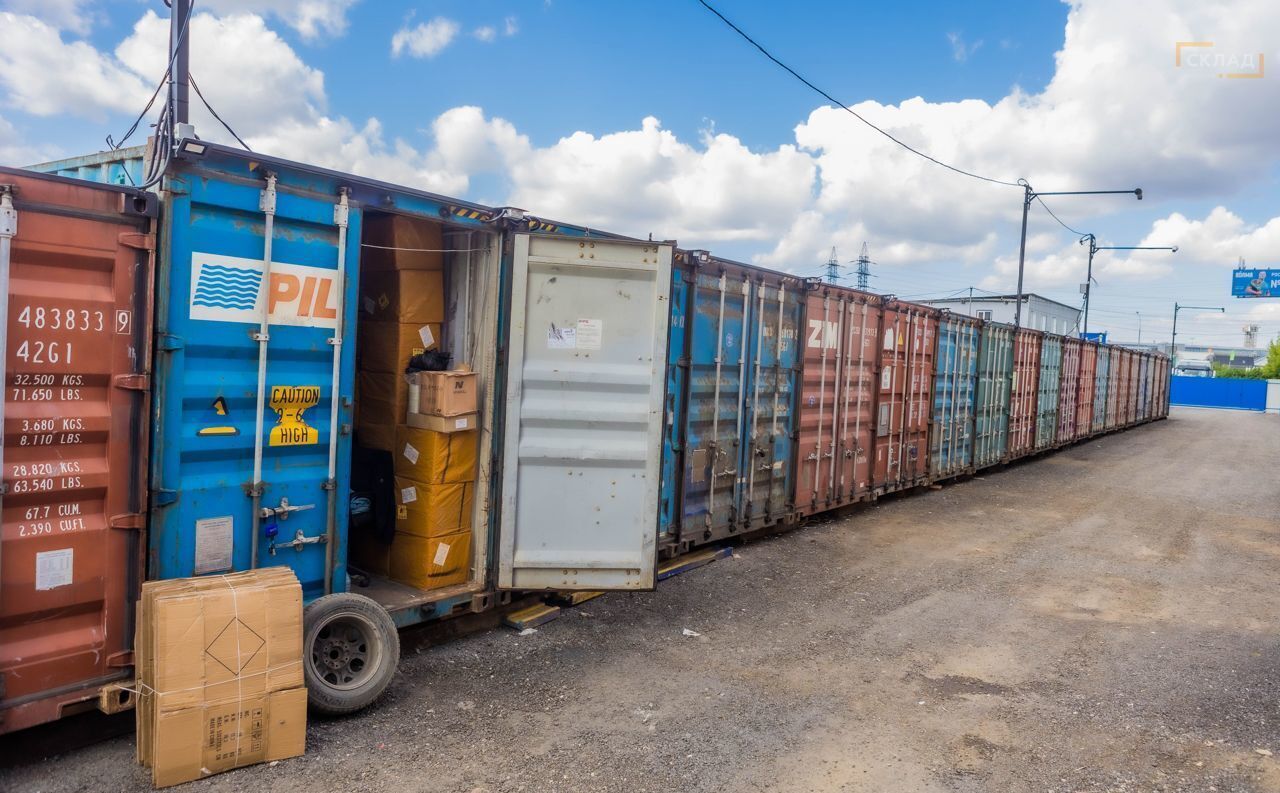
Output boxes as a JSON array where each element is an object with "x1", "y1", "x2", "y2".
[
  {"x1": 406, "y1": 411, "x2": 478, "y2": 433},
  {"x1": 359, "y1": 269, "x2": 444, "y2": 324},
  {"x1": 389, "y1": 529, "x2": 472, "y2": 590},
  {"x1": 411, "y1": 370, "x2": 478, "y2": 417},
  {"x1": 393, "y1": 424, "x2": 477, "y2": 484},
  {"x1": 393, "y1": 476, "x2": 472, "y2": 537},
  {"x1": 136, "y1": 567, "x2": 306, "y2": 788},
  {"x1": 362, "y1": 215, "x2": 444, "y2": 271},
  {"x1": 359, "y1": 321, "x2": 442, "y2": 373},
  {"x1": 357, "y1": 371, "x2": 410, "y2": 450}
]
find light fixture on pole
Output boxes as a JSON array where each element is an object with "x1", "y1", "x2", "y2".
[
  {"x1": 1078, "y1": 234, "x2": 1177, "y2": 336},
  {"x1": 1171, "y1": 303, "x2": 1225, "y2": 365},
  {"x1": 1013, "y1": 180, "x2": 1142, "y2": 328}
]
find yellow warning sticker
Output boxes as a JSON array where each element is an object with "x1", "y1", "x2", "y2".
[{"x1": 269, "y1": 385, "x2": 320, "y2": 446}]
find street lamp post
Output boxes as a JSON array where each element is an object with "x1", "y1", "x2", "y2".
[
  {"x1": 1171, "y1": 303, "x2": 1225, "y2": 365},
  {"x1": 1013, "y1": 181, "x2": 1142, "y2": 328},
  {"x1": 1135, "y1": 311, "x2": 1142, "y2": 344},
  {"x1": 1078, "y1": 234, "x2": 1177, "y2": 336}
]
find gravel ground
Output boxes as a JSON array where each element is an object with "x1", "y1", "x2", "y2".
[{"x1": 4, "y1": 407, "x2": 1279, "y2": 793}]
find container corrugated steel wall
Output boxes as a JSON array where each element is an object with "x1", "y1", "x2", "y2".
[
  {"x1": 1075, "y1": 341, "x2": 1097, "y2": 439},
  {"x1": 1056, "y1": 336, "x2": 1082, "y2": 444},
  {"x1": 973, "y1": 321, "x2": 1013, "y2": 469},
  {"x1": 1105, "y1": 348, "x2": 1123, "y2": 430},
  {"x1": 929, "y1": 313, "x2": 980, "y2": 480},
  {"x1": 1139, "y1": 354, "x2": 1153, "y2": 421},
  {"x1": 1007, "y1": 328, "x2": 1041, "y2": 460},
  {"x1": 1035, "y1": 334, "x2": 1062, "y2": 450},
  {"x1": 0, "y1": 167, "x2": 155, "y2": 734},
  {"x1": 670, "y1": 255, "x2": 800, "y2": 548},
  {"x1": 794, "y1": 284, "x2": 881, "y2": 517},
  {"x1": 26, "y1": 147, "x2": 148, "y2": 189},
  {"x1": 1091, "y1": 346, "x2": 1111, "y2": 433},
  {"x1": 1156, "y1": 356, "x2": 1171, "y2": 417},
  {"x1": 872, "y1": 301, "x2": 936, "y2": 493}
]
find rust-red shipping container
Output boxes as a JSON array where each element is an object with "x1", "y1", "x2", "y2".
[
  {"x1": 1119, "y1": 348, "x2": 1136, "y2": 426},
  {"x1": 871, "y1": 300, "x2": 937, "y2": 494},
  {"x1": 1074, "y1": 341, "x2": 1098, "y2": 439},
  {"x1": 793, "y1": 284, "x2": 882, "y2": 516},
  {"x1": 1155, "y1": 356, "x2": 1170, "y2": 418},
  {"x1": 1056, "y1": 335, "x2": 1083, "y2": 444},
  {"x1": 1006, "y1": 327, "x2": 1042, "y2": 460},
  {"x1": 0, "y1": 168, "x2": 154, "y2": 734}
]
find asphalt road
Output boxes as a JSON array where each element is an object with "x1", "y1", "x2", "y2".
[{"x1": 4, "y1": 407, "x2": 1279, "y2": 793}]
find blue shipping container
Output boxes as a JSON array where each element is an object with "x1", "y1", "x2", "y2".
[
  {"x1": 929, "y1": 313, "x2": 980, "y2": 479},
  {"x1": 973, "y1": 321, "x2": 1013, "y2": 468}
]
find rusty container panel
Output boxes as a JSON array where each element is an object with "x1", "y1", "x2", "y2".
[
  {"x1": 1125, "y1": 349, "x2": 1140, "y2": 425},
  {"x1": 794, "y1": 284, "x2": 881, "y2": 517},
  {"x1": 0, "y1": 168, "x2": 155, "y2": 734},
  {"x1": 1138, "y1": 354, "x2": 1153, "y2": 421},
  {"x1": 1056, "y1": 336, "x2": 1082, "y2": 444},
  {"x1": 972, "y1": 321, "x2": 1013, "y2": 469},
  {"x1": 1075, "y1": 341, "x2": 1097, "y2": 438},
  {"x1": 929, "y1": 312, "x2": 980, "y2": 480},
  {"x1": 871, "y1": 300, "x2": 937, "y2": 494},
  {"x1": 1105, "y1": 347, "x2": 1123, "y2": 430},
  {"x1": 1006, "y1": 328, "x2": 1041, "y2": 460},
  {"x1": 1034, "y1": 334, "x2": 1062, "y2": 450},
  {"x1": 1155, "y1": 356, "x2": 1171, "y2": 418},
  {"x1": 1091, "y1": 346, "x2": 1110, "y2": 433}
]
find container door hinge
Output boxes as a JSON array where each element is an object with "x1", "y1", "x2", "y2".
[
  {"x1": 118, "y1": 232, "x2": 155, "y2": 251},
  {"x1": 157, "y1": 334, "x2": 185, "y2": 352},
  {"x1": 114, "y1": 373, "x2": 150, "y2": 391},
  {"x1": 109, "y1": 513, "x2": 145, "y2": 530},
  {"x1": 152, "y1": 488, "x2": 178, "y2": 507},
  {"x1": 107, "y1": 650, "x2": 134, "y2": 668}
]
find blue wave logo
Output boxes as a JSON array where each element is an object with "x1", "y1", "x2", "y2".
[{"x1": 193, "y1": 263, "x2": 263, "y2": 310}]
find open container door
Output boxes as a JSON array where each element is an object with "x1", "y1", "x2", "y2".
[{"x1": 499, "y1": 235, "x2": 672, "y2": 591}]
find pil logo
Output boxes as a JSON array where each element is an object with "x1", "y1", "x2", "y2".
[{"x1": 190, "y1": 253, "x2": 341, "y2": 329}]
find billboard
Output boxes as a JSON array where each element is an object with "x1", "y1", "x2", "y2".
[{"x1": 1232, "y1": 268, "x2": 1280, "y2": 298}]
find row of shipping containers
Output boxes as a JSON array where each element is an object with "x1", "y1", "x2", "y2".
[{"x1": 0, "y1": 143, "x2": 1169, "y2": 733}]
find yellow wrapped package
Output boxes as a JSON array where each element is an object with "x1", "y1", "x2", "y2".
[
  {"x1": 393, "y1": 476, "x2": 472, "y2": 537},
  {"x1": 390, "y1": 529, "x2": 471, "y2": 590},
  {"x1": 393, "y1": 425, "x2": 477, "y2": 484}
]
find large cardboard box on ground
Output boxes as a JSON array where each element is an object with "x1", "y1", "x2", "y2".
[
  {"x1": 359, "y1": 269, "x2": 445, "y2": 324},
  {"x1": 393, "y1": 476, "x2": 472, "y2": 537},
  {"x1": 394, "y1": 424, "x2": 477, "y2": 483},
  {"x1": 359, "y1": 321, "x2": 442, "y2": 374},
  {"x1": 410, "y1": 370, "x2": 478, "y2": 417},
  {"x1": 362, "y1": 215, "x2": 444, "y2": 271},
  {"x1": 136, "y1": 567, "x2": 306, "y2": 788},
  {"x1": 357, "y1": 371, "x2": 410, "y2": 451},
  {"x1": 389, "y1": 529, "x2": 472, "y2": 590}
]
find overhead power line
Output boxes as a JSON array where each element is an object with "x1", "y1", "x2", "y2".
[
  {"x1": 190, "y1": 73, "x2": 252, "y2": 152},
  {"x1": 1034, "y1": 195, "x2": 1088, "y2": 237},
  {"x1": 694, "y1": 0, "x2": 1021, "y2": 189}
]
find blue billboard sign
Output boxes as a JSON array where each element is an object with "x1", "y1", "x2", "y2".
[
  {"x1": 1081, "y1": 332, "x2": 1108, "y2": 343},
  {"x1": 1232, "y1": 268, "x2": 1280, "y2": 298}
]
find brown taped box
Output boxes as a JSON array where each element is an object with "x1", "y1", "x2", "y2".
[
  {"x1": 410, "y1": 370, "x2": 478, "y2": 417},
  {"x1": 389, "y1": 529, "x2": 472, "y2": 590},
  {"x1": 362, "y1": 214, "x2": 444, "y2": 271},
  {"x1": 356, "y1": 371, "x2": 409, "y2": 451},
  {"x1": 135, "y1": 567, "x2": 306, "y2": 788},
  {"x1": 394, "y1": 424, "x2": 477, "y2": 483},
  {"x1": 358, "y1": 321, "x2": 442, "y2": 373},
  {"x1": 407, "y1": 411, "x2": 478, "y2": 433},
  {"x1": 393, "y1": 476, "x2": 472, "y2": 538},
  {"x1": 359, "y1": 269, "x2": 445, "y2": 324}
]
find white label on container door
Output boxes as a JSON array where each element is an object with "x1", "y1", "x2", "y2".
[
  {"x1": 418, "y1": 325, "x2": 435, "y2": 349},
  {"x1": 401, "y1": 486, "x2": 418, "y2": 504},
  {"x1": 403, "y1": 443, "x2": 420, "y2": 465},
  {"x1": 881, "y1": 367, "x2": 893, "y2": 390},
  {"x1": 35, "y1": 548, "x2": 74, "y2": 591},
  {"x1": 575, "y1": 318, "x2": 603, "y2": 350},
  {"x1": 547, "y1": 323, "x2": 576, "y2": 349},
  {"x1": 433, "y1": 541, "x2": 451, "y2": 568},
  {"x1": 194, "y1": 516, "x2": 234, "y2": 574}
]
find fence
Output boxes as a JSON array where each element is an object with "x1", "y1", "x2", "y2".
[{"x1": 1169, "y1": 376, "x2": 1272, "y2": 411}]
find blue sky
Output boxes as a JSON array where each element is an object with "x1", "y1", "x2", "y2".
[{"x1": 2, "y1": 0, "x2": 1279, "y2": 347}]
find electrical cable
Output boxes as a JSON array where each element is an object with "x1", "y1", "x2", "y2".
[
  {"x1": 106, "y1": 0, "x2": 195, "y2": 154},
  {"x1": 1034, "y1": 194, "x2": 1089, "y2": 237},
  {"x1": 189, "y1": 72, "x2": 252, "y2": 152},
  {"x1": 694, "y1": 0, "x2": 1022, "y2": 189}
]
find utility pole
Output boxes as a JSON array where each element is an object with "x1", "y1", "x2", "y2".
[
  {"x1": 825, "y1": 247, "x2": 840, "y2": 284},
  {"x1": 854, "y1": 242, "x2": 872, "y2": 290},
  {"x1": 1135, "y1": 311, "x2": 1142, "y2": 345},
  {"x1": 1171, "y1": 303, "x2": 1225, "y2": 365},
  {"x1": 170, "y1": 0, "x2": 192, "y2": 127},
  {"x1": 1078, "y1": 234, "x2": 1176, "y2": 337},
  {"x1": 1013, "y1": 180, "x2": 1143, "y2": 328}
]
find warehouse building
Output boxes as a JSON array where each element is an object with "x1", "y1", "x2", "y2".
[{"x1": 923, "y1": 293, "x2": 1081, "y2": 335}]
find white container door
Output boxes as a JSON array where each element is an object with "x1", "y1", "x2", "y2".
[{"x1": 499, "y1": 235, "x2": 672, "y2": 590}]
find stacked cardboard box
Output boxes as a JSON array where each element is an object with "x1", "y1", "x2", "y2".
[
  {"x1": 389, "y1": 424, "x2": 476, "y2": 590},
  {"x1": 135, "y1": 567, "x2": 306, "y2": 788},
  {"x1": 356, "y1": 214, "x2": 446, "y2": 451}
]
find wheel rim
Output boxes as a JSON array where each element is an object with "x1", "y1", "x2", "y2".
[{"x1": 307, "y1": 611, "x2": 383, "y2": 691}]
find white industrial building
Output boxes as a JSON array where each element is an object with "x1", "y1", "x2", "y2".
[{"x1": 921, "y1": 293, "x2": 1082, "y2": 335}]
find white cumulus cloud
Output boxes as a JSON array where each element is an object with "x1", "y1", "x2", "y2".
[
  {"x1": 392, "y1": 18, "x2": 460, "y2": 58},
  {"x1": 200, "y1": 0, "x2": 359, "y2": 40}
]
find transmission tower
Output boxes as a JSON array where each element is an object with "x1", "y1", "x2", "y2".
[
  {"x1": 825, "y1": 247, "x2": 840, "y2": 284},
  {"x1": 854, "y1": 242, "x2": 872, "y2": 290}
]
